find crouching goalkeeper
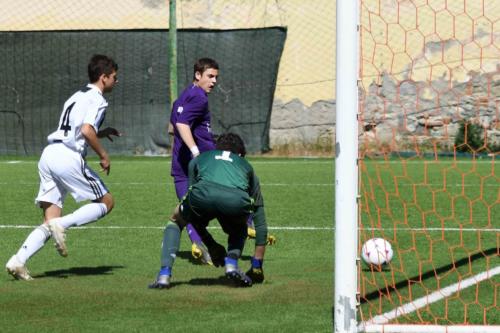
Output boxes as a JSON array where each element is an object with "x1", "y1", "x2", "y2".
[{"x1": 149, "y1": 133, "x2": 268, "y2": 288}]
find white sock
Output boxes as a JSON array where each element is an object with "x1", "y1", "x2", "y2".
[
  {"x1": 16, "y1": 224, "x2": 51, "y2": 264},
  {"x1": 58, "y1": 203, "x2": 108, "y2": 229}
]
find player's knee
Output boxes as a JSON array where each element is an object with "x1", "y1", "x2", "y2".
[
  {"x1": 170, "y1": 205, "x2": 187, "y2": 228},
  {"x1": 41, "y1": 201, "x2": 62, "y2": 223},
  {"x1": 99, "y1": 193, "x2": 114, "y2": 213}
]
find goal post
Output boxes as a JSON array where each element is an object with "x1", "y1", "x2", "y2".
[{"x1": 334, "y1": 0, "x2": 360, "y2": 332}]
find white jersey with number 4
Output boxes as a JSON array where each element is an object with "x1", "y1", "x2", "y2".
[{"x1": 47, "y1": 84, "x2": 108, "y2": 155}]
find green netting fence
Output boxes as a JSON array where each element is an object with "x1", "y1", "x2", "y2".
[{"x1": 0, "y1": 27, "x2": 286, "y2": 155}]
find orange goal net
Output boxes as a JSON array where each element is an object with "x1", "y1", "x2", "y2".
[{"x1": 357, "y1": 1, "x2": 499, "y2": 331}]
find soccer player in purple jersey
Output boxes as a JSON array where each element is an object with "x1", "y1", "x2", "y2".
[
  {"x1": 169, "y1": 58, "x2": 219, "y2": 263},
  {"x1": 169, "y1": 58, "x2": 274, "y2": 263}
]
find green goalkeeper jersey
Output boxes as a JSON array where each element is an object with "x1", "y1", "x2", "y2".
[
  {"x1": 189, "y1": 149, "x2": 250, "y2": 187},
  {"x1": 187, "y1": 150, "x2": 267, "y2": 244}
]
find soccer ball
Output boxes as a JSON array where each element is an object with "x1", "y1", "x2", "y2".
[{"x1": 361, "y1": 238, "x2": 393, "y2": 266}]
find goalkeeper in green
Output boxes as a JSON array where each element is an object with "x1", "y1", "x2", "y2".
[{"x1": 149, "y1": 133, "x2": 268, "y2": 288}]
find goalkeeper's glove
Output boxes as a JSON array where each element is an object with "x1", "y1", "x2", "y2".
[
  {"x1": 246, "y1": 257, "x2": 264, "y2": 283},
  {"x1": 206, "y1": 242, "x2": 227, "y2": 267},
  {"x1": 247, "y1": 227, "x2": 277, "y2": 246},
  {"x1": 267, "y1": 235, "x2": 277, "y2": 245}
]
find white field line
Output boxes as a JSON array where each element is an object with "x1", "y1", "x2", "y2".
[
  {"x1": 361, "y1": 324, "x2": 500, "y2": 333},
  {"x1": 3, "y1": 160, "x2": 497, "y2": 167},
  {"x1": 360, "y1": 265, "x2": 500, "y2": 328},
  {"x1": 360, "y1": 227, "x2": 500, "y2": 232},
  {"x1": 1, "y1": 181, "x2": 500, "y2": 188},
  {"x1": 1, "y1": 160, "x2": 334, "y2": 165},
  {"x1": 365, "y1": 160, "x2": 498, "y2": 164},
  {"x1": 0, "y1": 225, "x2": 334, "y2": 230},
  {"x1": 1, "y1": 159, "x2": 497, "y2": 165},
  {"x1": 0, "y1": 182, "x2": 334, "y2": 187},
  {"x1": 0, "y1": 225, "x2": 498, "y2": 232}
]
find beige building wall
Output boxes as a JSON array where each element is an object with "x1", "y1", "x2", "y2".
[
  {"x1": 2, "y1": 0, "x2": 498, "y2": 118},
  {"x1": 1, "y1": 0, "x2": 336, "y2": 107}
]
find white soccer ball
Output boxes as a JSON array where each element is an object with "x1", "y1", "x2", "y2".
[{"x1": 361, "y1": 238, "x2": 393, "y2": 266}]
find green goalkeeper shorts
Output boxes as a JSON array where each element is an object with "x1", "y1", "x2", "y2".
[{"x1": 180, "y1": 180, "x2": 254, "y2": 226}]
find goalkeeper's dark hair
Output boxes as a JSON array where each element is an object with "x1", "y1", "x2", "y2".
[
  {"x1": 216, "y1": 133, "x2": 246, "y2": 157},
  {"x1": 88, "y1": 54, "x2": 118, "y2": 83}
]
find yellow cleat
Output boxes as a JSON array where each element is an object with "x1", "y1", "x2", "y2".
[
  {"x1": 191, "y1": 243, "x2": 203, "y2": 259},
  {"x1": 247, "y1": 227, "x2": 256, "y2": 239},
  {"x1": 191, "y1": 242, "x2": 213, "y2": 265}
]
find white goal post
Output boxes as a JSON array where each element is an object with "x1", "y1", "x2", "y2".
[{"x1": 334, "y1": 0, "x2": 359, "y2": 332}]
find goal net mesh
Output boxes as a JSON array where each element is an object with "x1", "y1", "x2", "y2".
[{"x1": 358, "y1": 0, "x2": 499, "y2": 329}]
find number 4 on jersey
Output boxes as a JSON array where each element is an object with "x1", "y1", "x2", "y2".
[{"x1": 59, "y1": 102, "x2": 75, "y2": 136}]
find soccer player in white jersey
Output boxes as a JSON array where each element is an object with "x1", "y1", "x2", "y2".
[{"x1": 5, "y1": 54, "x2": 121, "y2": 281}]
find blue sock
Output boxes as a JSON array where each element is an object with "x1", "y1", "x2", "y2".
[
  {"x1": 225, "y1": 257, "x2": 238, "y2": 267},
  {"x1": 159, "y1": 266, "x2": 171, "y2": 276},
  {"x1": 251, "y1": 257, "x2": 263, "y2": 268}
]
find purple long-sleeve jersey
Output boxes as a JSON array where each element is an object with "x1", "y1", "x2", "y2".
[{"x1": 170, "y1": 83, "x2": 216, "y2": 179}]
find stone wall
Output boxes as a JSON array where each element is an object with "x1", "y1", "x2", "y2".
[
  {"x1": 269, "y1": 99, "x2": 335, "y2": 156},
  {"x1": 269, "y1": 73, "x2": 500, "y2": 155}
]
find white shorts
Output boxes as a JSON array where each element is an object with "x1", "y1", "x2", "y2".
[{"x1": 35, "y1": 143, "x2": 109, "y2": 208}]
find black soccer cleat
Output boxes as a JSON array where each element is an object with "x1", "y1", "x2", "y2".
[{"x1": 225, "y1": 269, "x2": 253, "y2": 287}]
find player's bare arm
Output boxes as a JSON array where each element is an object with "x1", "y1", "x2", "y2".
[
  {"x1": 176, "y1": 123, "x2": 199, "y2": 156},
  {"x1": 254, "y1": 245, "x2": 266, "y2": 261},
  {"x1": 98, "y1": 127, "x2": 122, "y2": 142},
  {"x1": 81, "y1": 123, "x2": 111, "y2": 175}
]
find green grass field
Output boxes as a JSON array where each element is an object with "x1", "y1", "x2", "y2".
[
  {"x1": 0, "y1": 157, "x2": 334, "y2": 332},
  {"x1": 0, "y1": 156, "x2": 498, "y2": 332}
]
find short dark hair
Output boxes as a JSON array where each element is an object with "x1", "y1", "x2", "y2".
[
  {"x1": 88, "y1": 54, "x2": 118, "y2": 83},
  {"x1": 215, "y1": 133, "x2": 246, "y2": 157},
  {"x1": 193, "y1": 58, "x2": 219, "y2": 80}
]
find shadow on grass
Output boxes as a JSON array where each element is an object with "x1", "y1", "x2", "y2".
[
  {"x1": 176, "y1": 250, "x2": 252, "y2": 265},
  {"x1": 360, "y1": 247, "x2": 498, "y2": 303},
  {"x1": 161, "y1": 275, "x2": 244, "y2": 288},
  {"x1": 176, "y1": 251, "x2": 207, "y2": 265},
  {"x1": 175, "y1": 275, "x2": 232, "y2": 287},
  {"x1": 35, "y1": 265, "x2": 125, "y2": 279}
]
